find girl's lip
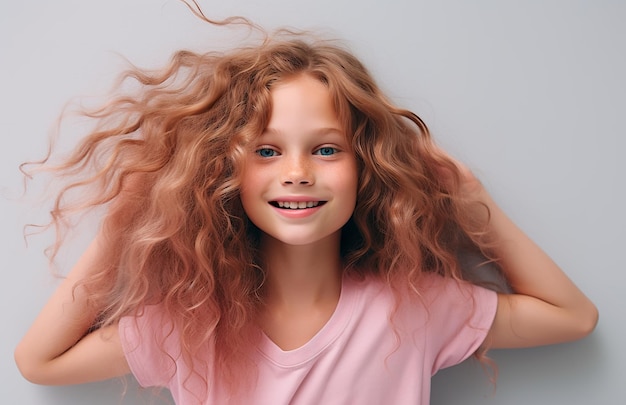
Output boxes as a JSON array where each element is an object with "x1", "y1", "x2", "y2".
[
  {"x1": 268, "y1": 197, "x2": 327, "y2": 218},
  {"x1": 270, "y1": 203, "x2": 324, "y2": 219},
  {"x1": 270, "y1": 201, "x2": 327, "y2": 209},
  {"x1": 270, "y1": 196, "x2": 324, "y2": 202}
]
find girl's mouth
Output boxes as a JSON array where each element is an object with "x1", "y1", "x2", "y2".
[{"x1": 270, "y1": 201, "x2": 326, "y2": 210}]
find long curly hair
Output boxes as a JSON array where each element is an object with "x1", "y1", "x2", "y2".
[{"x1": 24, "y1": 9, "x2": 502, "y2": 397}]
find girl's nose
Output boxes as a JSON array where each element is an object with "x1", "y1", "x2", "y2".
[{"x1": 281, "y1": 156, "x2": 314, "y2": 185}]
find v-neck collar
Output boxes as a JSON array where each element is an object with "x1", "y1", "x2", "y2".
[{"x1": 257, "y1": 276, "x2": 360, "y2": 367}]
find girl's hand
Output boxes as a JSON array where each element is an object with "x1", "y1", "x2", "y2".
[
  {"x1": 454, "y1": 161, "x2": 599, "y2": 348},
  {"x1": 14, "y1": 236, "x2": 130, "y2": 385},
  {"x1": 432, "y1": 147, "x2": 484, "y2": 198},
  {"x1": 436, "y1": 147, "x2": 597, "y2": 348},
  {"x1": 14, "y1": 175, "x2": 149, "y2": 385}
]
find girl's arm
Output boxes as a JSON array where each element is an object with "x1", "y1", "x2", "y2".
[
  {"x1": 14, "y1": 236, "x2": 130, "y2": 385},
  {"x1": 473, "y1": 181, "x2": 599, "y2": 348}
]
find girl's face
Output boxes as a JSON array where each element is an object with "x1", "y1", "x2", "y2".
[{"x1": 240, "y1": 74, "x2": 358, "y2": 247}]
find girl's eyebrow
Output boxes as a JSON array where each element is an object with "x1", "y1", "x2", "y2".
[{"x1": 261, "y1": 127, "x2": 345, "y2": 137}]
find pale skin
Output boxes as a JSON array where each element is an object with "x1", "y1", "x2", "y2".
[{"x1": 15, "y1": 74, "x2": 598, "y2": 386}]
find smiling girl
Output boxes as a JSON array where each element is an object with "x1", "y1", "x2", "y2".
[{"x1": 14, "y1": 10, "x2": 597, "y2": 405}]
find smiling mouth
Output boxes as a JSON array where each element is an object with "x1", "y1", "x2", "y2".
[{"x1": 270, "y1": 201, "x2": 327, "y2": 210}]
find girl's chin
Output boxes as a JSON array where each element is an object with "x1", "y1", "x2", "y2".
[{"x1": 260, "y1": 231, "x2": 342, "y2": 249}]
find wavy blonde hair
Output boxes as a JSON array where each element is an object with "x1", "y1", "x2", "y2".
[{"x1": 25, "y1": 8, "x2": 503, "y2": 397}]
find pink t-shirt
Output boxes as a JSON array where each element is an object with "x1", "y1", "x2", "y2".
[{"x1": 119, "y1": 274, "x2": 497, "y2": 404}]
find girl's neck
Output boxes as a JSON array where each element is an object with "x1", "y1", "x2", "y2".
[{"x1": 260, "y1": 233, "x2": 343, "y2": 309}]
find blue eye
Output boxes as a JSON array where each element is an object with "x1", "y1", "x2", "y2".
[
  {"x1": 256, "y1": 148, "x2": 277, "y2": 158},
  {"x1": 315, "y1": 147, "x2": 337, "y2": 156}
]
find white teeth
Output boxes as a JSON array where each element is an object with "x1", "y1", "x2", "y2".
[{"x1": 276, "y1": 201, "x2": 320, "y2": 209}]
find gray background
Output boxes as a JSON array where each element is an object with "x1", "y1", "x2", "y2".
[{"x1": 2, "y1": 0, "x2": 623, "y2": 404}]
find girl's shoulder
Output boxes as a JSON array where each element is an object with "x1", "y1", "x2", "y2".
[
  {"x1": 118, "y1": 304, "x2": 195, "y2": 387},
  {"x1": 349, "y1": 271, "x2": 497, "y2": 331},
  {"x1": 350, "y1": 271, "x2": 493, "y2": 304}
]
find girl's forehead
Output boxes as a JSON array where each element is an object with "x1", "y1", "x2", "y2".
[{"x1": 240, "y1": 73, "x2": 353, "y2": 144}]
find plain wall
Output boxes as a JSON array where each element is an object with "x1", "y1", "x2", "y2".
[{"x1": 2, "y1": 0, "x2": 623, "y2": 403}]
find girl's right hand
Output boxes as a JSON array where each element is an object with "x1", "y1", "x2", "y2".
[{"x1": 14, "y1": 236, "x2": 130, "y2": 385}]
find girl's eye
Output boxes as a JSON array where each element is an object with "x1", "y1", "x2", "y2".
[
  {"x1": 314, "y1": 147, "x2": 338, "y2": 156},
  {"x1": 256, "y1": 148, "x2": 278, "y2": 158}
]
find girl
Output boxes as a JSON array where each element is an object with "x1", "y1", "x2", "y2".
[{"x1": 14, "y1": 10, "x2": 597, "y2": 405}]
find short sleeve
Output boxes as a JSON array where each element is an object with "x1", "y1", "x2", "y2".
[
  {"x1": 118, "y1": 305, "x2": 178, "y2": 387},
  {"x1": 423, "y1": 276, "x2": 498, "y2": 373}
]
